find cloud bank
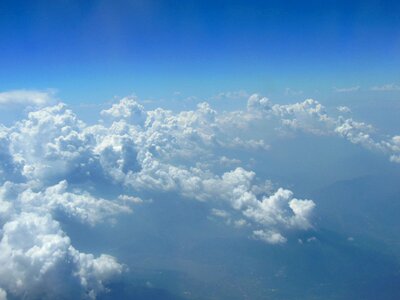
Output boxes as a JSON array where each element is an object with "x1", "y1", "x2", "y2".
[{"x1": 0, "y1": 93, "x2": 399, "y2": 298}]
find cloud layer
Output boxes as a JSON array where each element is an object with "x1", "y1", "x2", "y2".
[{"x1": 0, "y1": 93, "x2": 399, "y2": 298}]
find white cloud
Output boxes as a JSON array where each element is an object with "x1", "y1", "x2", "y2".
[
  {"x1": 284, "y1": 88, "x2": 303, "y2": 96},
  {"x1": 337, "y1": 106, "x2": 351, "y2": 113},
  {"x1": 334, "y1": 118, "x2": 381, "y2": 151},
  {"x1": 247, "y1": 93, "x2": 271, "y2": 111},
  {"x1": 118, "y1": 194, "x2": 144, "y2": 204},
  {"x1": 307, "y1": 236, "x2": 317, "y2": 242},
  {"x1": 219, "y1": 156, "x2": 241, "y2": 166},
  {"x1": 263, "y1": 98, "x2": 400, "y2": 161},
  {"x1": 253, "y1": 230, "x2": 287, "y2": 244},
  {"x1": 370, "y1": 83, "x2": 400, "y2": 91},
  {"x1": 0, "y1": 89, "x2": 55, "y2": 107},
  {"x1": 212, "y1": 90, "x2": 249, "y2": 100},
  {"x1": 0, "y1": 91, "x2": 399, "y2": 297},
  {"x1": 211, "y1": 208, "x2": 230, "y2": 218},
  {"x1": 270, "y1": 98, "x2": 334, "y2": 135},
  {"x1": 0, "y1": 127, "x2": 22, "y2": 182},
  {"x1": 0, "y1": 288, "x2": 6, "y2": 300},
  {"x1": 18, "y1": 180, "x2": 133, "y2": 226},
  {"x1": 234, "y1": 219, "x2": 247, "y2": 228},
  {"x1": 242, "y1": 187, "x2": 315, "y2": 231},
  {"x1": 100, "y1": 96, "x2": 146, "y2": 126},
  {"x1": 72, "y1": 251, "x2": 124, "y2": 299},
  {"x1": 334, "y1": 86, "x2": 360, "y2": 93},
  {"x1": 0, "y1": 212, "x2": 123, "y2": 299},
  {"x1": 387, "y1": 136, "x2": 400, "y2": 163}
]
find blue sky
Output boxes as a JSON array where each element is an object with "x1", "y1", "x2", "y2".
[{"x1": 1, "y1": 0, "x2": 400, "y2": 104}]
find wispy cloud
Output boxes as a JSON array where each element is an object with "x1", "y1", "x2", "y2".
[
  {"x1": 284, "y1": 88, "x2": 303, "y2": 96},
  {"x1": 212, "y1": 90, "x2": 249, "y2": 100},
  {"x1": 370, "y1": 83, "x2": 400, "y2": 91},
  {"x1": 0, "y1": 89, "x2": 56, "y2": 106},
  {"x1": 337, "y1": 106, "x2": 351, "y2": 113},
  {"x1": 334, "y1": 86, "x2": 360, "y2": 93}
]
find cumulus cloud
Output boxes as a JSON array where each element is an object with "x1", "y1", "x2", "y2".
[
  {"x1": 0, "y1": 89, "x2": 55, "y2": 107},
  {"x1": 100, "y1": 96, "x2": 146, "y2": 126},
  {"x1": 253, "y1": 230, "x2": 287, "y2": 244},
  {"x1": 0, "y1": 127, "x2": 23, "y2": 182},
  {"x1": 1, "y1": 92, "x2": 399, "y2": 297},
  {"x1": 387, "y1": 136, "x2": 400, "y2": 163},
  {"x1": 0, "y1": 212, "x2": 123, "y2": 299},
  {"x1": 0, "y1": 179, "x2": 129, "y2": 299},
  {"x1": 255, "y1": 97, "x2": 400, "y2": 161},
  {"x1": 9, "y1": 103, "x2": 94, "y2": 183},
  {"x1": 18, "y1": 181, "x2": 133, "y2": 226}
]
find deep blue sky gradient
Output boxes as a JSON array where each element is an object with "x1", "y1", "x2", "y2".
[{"x1": 1, "y1": 0, "x2": 399, "y2": 103}]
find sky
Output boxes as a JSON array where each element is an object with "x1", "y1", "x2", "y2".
[
  {"x1": 1, "y1": 1, "x2": 400, "y2": 300},
  {"x1": 0, "y1": 0, "x2": 400, "y2": 104}
]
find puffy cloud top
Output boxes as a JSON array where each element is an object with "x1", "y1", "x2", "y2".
[
  {"x1": 101, "y1": 97, "x2": 147, "y2": 126},
  {"x1": 0, "y1": 212, "x2": 122, "y2": 299}
]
